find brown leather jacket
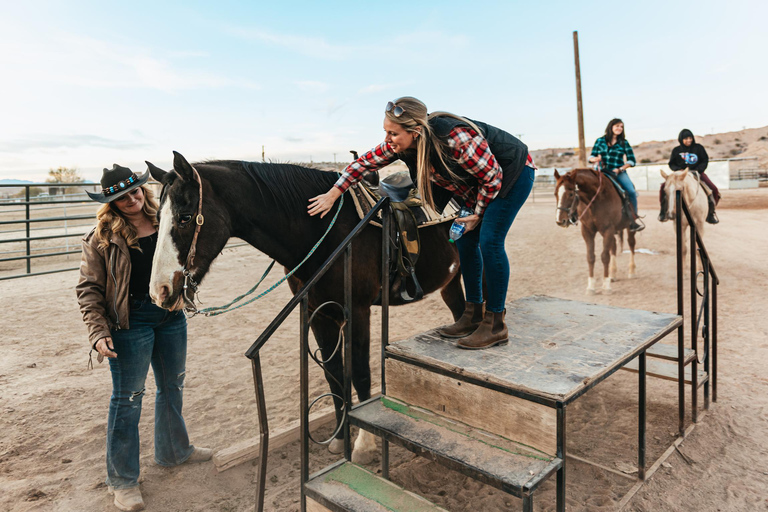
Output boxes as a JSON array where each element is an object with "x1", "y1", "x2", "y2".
[{"x1": 75, "y1": 228, "x2": 132, "y2": 346}]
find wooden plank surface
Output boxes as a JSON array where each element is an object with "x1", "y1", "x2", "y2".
[
  {"x1": 387, "y1": 295, "x2": 681, "y2": 402},
  {"x1": 213, "y1": 410, "x2": 336, "y2": 472},
  {"x1": 386, "y1": 359, "x2": 557, "y2": 456},
  {"x1": 350, "y1": 396, "x2": 558, "y2": 494},
  {"x1": 646, "y1": 343, "x2": 696, "y2": 363},
  {"x1": 305, "y1": 462, "x2": 449, "y2": 512}
]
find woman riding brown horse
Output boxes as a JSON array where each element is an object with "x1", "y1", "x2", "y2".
[{"x1": 554, "y1": 168, "x2": 637, "y2": 295}]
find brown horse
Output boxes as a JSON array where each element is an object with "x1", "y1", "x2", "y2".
[{"x1": 554, "y1": 169, "x2": 637, "y2": 294}]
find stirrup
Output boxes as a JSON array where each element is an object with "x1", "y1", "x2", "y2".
[{"x1": 630, "y1": 218, "x2": 645, "y2": 232}]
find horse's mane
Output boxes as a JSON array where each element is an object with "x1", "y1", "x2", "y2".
[{"x1": 195, "y1": 160, "x2": 341, "y2": 214}]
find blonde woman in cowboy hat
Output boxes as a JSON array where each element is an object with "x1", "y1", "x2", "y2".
[{"x1": 76, "y1": 165, "x2": 212, "y2": 512}]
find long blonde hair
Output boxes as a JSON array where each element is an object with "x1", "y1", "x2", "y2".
[
  {"x1": 386, "y1": 96, "x2": 481, "y2": 209},
  {"x1": 94, "y1": 186, "x2": 159, "y2": 251}
]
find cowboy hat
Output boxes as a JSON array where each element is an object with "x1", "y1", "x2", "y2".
[{"x1": 86, "y1": 164, "x2": 150, "y2": 203}]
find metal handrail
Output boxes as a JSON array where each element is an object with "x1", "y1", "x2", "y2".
[
  {"x1": 675, "y1": 190, "x2": 719, "y2": 434},
  {"x1": 243, "y1": 197, "x2": 391, "y2": 512}
]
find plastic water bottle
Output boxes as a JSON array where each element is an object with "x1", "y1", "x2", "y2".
[{"x1": 449, "y1": 207, "x2": 474, "y2": 243}]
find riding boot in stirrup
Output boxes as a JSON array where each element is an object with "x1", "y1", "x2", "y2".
[
  {"x1": 630, "y1": 217, "x2": 645, "y2": 232},
  {"x1": 706, "y1": 195, "x2": 719, "y2": 224},
  {"x1": 438, "y1": 301, "x2": 485, "y2": 338},
  {"x1": 457, "y1": 310, "x2": 508, "y2": 350},
  {"x1": 658, "y1": 191, "x2": 669, "y2": 222}
]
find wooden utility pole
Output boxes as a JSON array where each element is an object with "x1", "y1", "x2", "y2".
[
  {"x1": 573, "y1": 31, "x2": 587, "y2": 168},
  {"x1": 262, "y1": 145, "x2": 265, "y2": 162}
]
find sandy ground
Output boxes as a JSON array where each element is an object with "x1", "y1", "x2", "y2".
[{"x1": 1, "y1": 188, "x2": 767, "y2": 512}]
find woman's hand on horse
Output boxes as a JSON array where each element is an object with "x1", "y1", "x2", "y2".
[
  {"x1": 96, "y1": 336, "x2": 117, "y2": 359},
  {"x1": 456, "y1": 214, "x2": 481, "y2": 232},
  {"x1": 308, "y1": 188, "x2": 342, "y2": 218}
]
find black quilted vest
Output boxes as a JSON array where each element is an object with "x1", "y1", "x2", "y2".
[{"x1": 396, "y1": 116, "x2": 529, "y2": 213}]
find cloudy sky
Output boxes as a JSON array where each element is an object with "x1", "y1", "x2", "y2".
[{"x1": 1, "y1": 0, "x2": 766, "y2": 181}]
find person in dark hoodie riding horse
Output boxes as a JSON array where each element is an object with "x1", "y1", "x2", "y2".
[
  {"x1": 660, "y1": 128, "x2": 719, "y2": 224},
  {"x1": 308, "y1": 96, "x2": 536, "y2": 350}
]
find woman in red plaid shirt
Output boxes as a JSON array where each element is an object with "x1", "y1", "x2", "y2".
[{"x1": 309, "y1": 96, "x2": 535, "y2": 349}]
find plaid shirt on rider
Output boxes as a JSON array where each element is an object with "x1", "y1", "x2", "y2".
[
  {"x1": 590, "y1": 136, "x2": 636, "y2": 172},
  {"x1": 334, "y1": 126, "x2": 533, "y2": 216}
]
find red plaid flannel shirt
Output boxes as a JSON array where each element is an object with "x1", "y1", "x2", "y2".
[{"x1": 334, "y1": 127, "x2": 533, "y2": 216}]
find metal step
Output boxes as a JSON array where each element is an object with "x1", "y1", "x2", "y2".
[
  {"x1": 304, "y1": 460, "x2": 447, "y2": 512},
  {"x1": 622, "y1": 357, "x2": 708, "y2": 387},
  {"x1": 349, "y1": 396, "x2": 562, "y2": 498},
  {"x1": 645, "y1": 343, "x2": 696, "y2": 365}
]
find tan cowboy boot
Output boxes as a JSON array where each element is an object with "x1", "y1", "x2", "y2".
[
  {"x1": 457, "y1": 310, "x2": 508, "y2": 350},
  {"x1": 437, "y1": 302, "x2": 485, "y2": 338},
  {"x1": 186, "y1": 446, "x2": 213, "y2": 463},
  {"x1": 109, "y1": 486, "x2": 145, "y2": 512}
]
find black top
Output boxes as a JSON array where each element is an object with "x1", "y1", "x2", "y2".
[
  {"x1": 128, "y1": 232, "x2": 157, "y2": 298},
  {"x1": 669, "y1": 129, "x2": 709, "y2": 172}
]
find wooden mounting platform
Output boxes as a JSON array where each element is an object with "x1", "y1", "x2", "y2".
[
  {"x1": 386, "y1": 295, "x2": 682, "y2": 405},
  {"x1": 305, "y1": 461, "x2": 447, "y2": 512},
  {"x1": 349, "y1": 396, "x2": 561, "y2": 497},
  {"x1": 622, "y1": 358, "x2": 708, "y2": 387}
]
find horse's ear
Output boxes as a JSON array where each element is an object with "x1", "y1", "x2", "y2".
[
  {"x1": 680, "y1": 169, "x2": 688, "y2": 180},
  {"x1": 554, "y1": 169, "x2": 560, "y2": 180},
  {"x1": 146, "y1": 161, "x2": 168, "y2": 182},
  {"x1": 660, "y1": 169, "x2": 669, "y2": 180},
  {"x1": 172, "y1": 151, "x2": 196, "y2": 182}
]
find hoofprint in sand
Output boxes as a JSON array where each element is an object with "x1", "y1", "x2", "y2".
[{"x1": 1, "y1": 189, "x2": 767, "y2": 511}]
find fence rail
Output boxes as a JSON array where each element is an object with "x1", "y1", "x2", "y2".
[
  {"x1": 0, "y1": 183, "x2": 101, "y2": 280},
  {"x1": 0, "y1": 182, "x2": 252, "y2": 281}
]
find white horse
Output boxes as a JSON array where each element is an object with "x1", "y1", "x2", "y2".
[{"x1": 660, "y1": 169, "x2": 709, "y2": 267}]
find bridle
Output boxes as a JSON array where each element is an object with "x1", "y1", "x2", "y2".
[
  {"x1": 557, "y1": 169, "x2": 603, "y2": 225},
  {"x1": 180, "y1": 165, "x2": 205, "y2": 316}
]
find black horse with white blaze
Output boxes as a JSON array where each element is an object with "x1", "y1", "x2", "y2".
[{"x1": 147, "y1": 151, "x2": 464, "y2": 463}]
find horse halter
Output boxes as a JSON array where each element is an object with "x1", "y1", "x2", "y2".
[
  {"x1": 180, "y1": 165, "x2": 205, "y2": 316},
  {"x1": 557, "y1": 170, "x2": 603, "y2": 225}
]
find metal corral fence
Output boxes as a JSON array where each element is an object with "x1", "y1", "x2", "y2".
[{"x1": 0, "y1": 182, "x2": 104, "y2": 281}]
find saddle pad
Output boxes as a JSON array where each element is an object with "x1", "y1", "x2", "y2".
[{"x1": 349, "y1": 181, "x2": 460, "y2": 228}]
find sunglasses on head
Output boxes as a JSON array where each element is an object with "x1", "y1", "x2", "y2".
[{"x1": 385, "y1": 101, "x2": 405, "y2": 118}]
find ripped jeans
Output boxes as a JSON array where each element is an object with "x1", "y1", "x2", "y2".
[{"x1": 106, "y1": 296, "x2": 193, "y2": 489}]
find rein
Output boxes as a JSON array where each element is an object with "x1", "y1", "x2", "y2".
[{"x1": 178, "y1": 166, "x2": 345, "y2": 317}]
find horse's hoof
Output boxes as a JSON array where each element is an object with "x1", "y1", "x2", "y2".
[
  {"x1": 328, "y1": 438, "x2": 344, "y2": 455},
  {"x1": 628, "y1": 273, "x2": 637, "y2": 279},
  {"x1": 602, "y1": 288, "x2": 613, "y2": 295},
  {"x1": 351, "y1": 449, "x2": 376, "y2": 465},
  {"x1": 585, "y1": 288, "x2": 596, "y2": 296}
]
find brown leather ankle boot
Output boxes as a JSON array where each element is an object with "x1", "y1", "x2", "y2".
[
  {"x1": 437, "y1": 302, "x2": 485, "y2": 338},
  {"x1": 457, "y1": 310, "x2": 508, "y2": 350}
]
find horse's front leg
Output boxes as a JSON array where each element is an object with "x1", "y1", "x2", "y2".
[
  {"x1": 627, "y1": 229, "x2": 637, "y2": 279},
  {"x1": 601, "y1": 229, "x2": 616, "y2": 294},
  {"x1": 306, "y1": 310, "x2": 348, "y2": 456},
  {"x1": 582, "y1": 226, "x2": 597, "y2": 295},
  {"x1": 348, "y1": 306, "x2": 379, "y2": 465}
]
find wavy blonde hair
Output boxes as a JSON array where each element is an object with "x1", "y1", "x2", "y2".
[
  {"x1": 386, "y1": 96, "x2": 481, "y2": 209},
  {"x1": 93, "y1": 186, "x2": 159, "y2": 251}
]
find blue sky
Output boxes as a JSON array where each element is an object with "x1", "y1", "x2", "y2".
[{"x1": 1, "y1": 0, "x2": 766, "y2": 181}]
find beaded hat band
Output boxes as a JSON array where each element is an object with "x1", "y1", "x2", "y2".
[{"x1": 102, "y1": 173, "x2": 139, "y2": 196}]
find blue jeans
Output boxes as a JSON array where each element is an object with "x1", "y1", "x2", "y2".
[
  {"x1": 106, "y1": 296, "x2": 193, "y2": 489},
  {"x1": 456, "y1": 166, "x2": 535, "y2": 312},
  {"x1": 613, "y1": 170, "x2": 638, "y2": 214}
]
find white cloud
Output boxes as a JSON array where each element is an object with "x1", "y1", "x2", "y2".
[
  {"x1": 295, "y1": 80, "x2": 330, "y2": 93},
  {"x1": 225, "y1": 26, "x2": 352, "y2": 61}
]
